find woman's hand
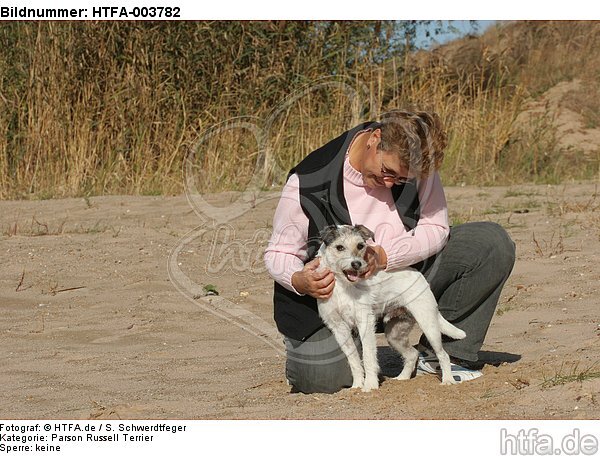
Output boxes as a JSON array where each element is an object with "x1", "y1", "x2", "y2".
[
  {"x1": 291, "y1": 258, "x2": 335, "y2": 299},
  {"x1": 362, "y1": 245, "x2": 388, "y2": 279}
]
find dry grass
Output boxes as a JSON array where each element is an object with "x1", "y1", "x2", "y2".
[
  {"x1": 560, "y1": 80, "x2": 600, "y2": 129},
  {"x1": 1, "y1": 21, "x2": 599, "y2": 200},
  {"x1": 541, "y1": 362, "x2": 600, "y2": 389}
]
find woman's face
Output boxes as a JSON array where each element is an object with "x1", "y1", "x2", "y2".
[{"x1": 363, "y1": 131, "x2": 413, "y2": 189}]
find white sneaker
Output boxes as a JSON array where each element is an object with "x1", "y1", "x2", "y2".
[{"x1": 415, "y1": 344, "x2": 483, "y2": 383}]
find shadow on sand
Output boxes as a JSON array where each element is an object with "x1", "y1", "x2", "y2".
[{"x1": 378, "y1": 345, "x2": 521, "y2": 378}]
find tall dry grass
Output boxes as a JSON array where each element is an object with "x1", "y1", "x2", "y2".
[
  {"x1": 0, "y1": 21, "x2": 599, "y2": 200},
  {"x1": 0, "y1": 22, "x2": 403, "y2": 198}
]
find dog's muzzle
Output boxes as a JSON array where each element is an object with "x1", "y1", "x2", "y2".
[{"x1": 343, "y1": 260, "x2": 366, "y2": 283}]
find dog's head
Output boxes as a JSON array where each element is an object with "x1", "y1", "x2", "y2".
[{"x1": 318, "y1": 224, "x2": 375, "y2": 283}]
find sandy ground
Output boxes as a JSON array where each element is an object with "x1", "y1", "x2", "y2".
[{"x1": 1, "y1": 181, "x2": 600, "y2": 420}]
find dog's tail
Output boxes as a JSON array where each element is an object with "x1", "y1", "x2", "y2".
[{"x1": 438, "y1": 314, "x2": 466, "y2": 340}]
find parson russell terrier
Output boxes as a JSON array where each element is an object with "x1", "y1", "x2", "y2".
[{"x1": 315, "y1": 224, "x2": 466, "y2": 391}]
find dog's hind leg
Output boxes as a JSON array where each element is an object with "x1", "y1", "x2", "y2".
[
  {"x1": 356, "y1": 310, "x2": 379, "y2": 392},
  {"x1": 384, "y1": 314, "x2": 417, "y2": 380},
  {"x1": 327, "y1": 321, "x2": 365, "y2": 389},
  {"x1": 423, "y1": 335, "x2": 454, "y2": 385},
  {"x1": 407, "y1": 296, "x2": 456, "y2": 385}
]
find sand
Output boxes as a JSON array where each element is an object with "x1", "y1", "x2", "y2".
[{"x1": 1, "y1": 181, "x2": 599, "y2": 419}]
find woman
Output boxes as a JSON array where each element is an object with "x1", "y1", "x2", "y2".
[{"x1": 264, "y1": 110, "x2": 516, "y2": 394}]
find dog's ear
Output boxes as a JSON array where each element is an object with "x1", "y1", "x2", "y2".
[
  {"x1": 354, "y1": 224, "x2": 375, "y2": 241},
  {"x1": 319, "y1": 225, "x2": 340, "y2": 246}
]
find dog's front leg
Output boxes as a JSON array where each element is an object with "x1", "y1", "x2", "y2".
[
  {"x1": 328, "y1": 322, "x2": 365, "y2": 389},
  {"x1": 357, "y1": 309, "x2": 379, "y2": 392}
]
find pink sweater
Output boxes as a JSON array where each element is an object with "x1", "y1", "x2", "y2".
[{"x1": 264, "y1": 153, "x2": 450, "y2": 294}]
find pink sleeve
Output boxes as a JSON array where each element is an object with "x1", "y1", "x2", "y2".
[
  {"x1": 263, "y1": 174, "x2": 309, "y2": 294},
  {"x1": 383, "y1": 172, "x2": 450, "y2": 270}
]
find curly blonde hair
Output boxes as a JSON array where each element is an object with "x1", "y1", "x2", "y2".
[{"x1": 378, "y1": 110, "x2": 447, "y2": 178}]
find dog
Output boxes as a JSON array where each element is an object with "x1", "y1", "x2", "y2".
[{"x1": 315, "y1": 224, "x2": 466, "y2": 391}]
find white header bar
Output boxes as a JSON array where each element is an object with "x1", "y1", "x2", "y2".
[{"x1": 0, "y1": 0, "x2": 598, "y2": 20}]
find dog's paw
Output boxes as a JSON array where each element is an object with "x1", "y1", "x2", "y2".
[
  {"x1": 361, "y1": 377, "x2": 379, "y2": 392},
  {"x1": 351, "y1": 379, "x2": 364, "y2": 389},
  {"x1": 394, "y1": 373, "x2": 412, "y2": 381},
  {"x1": 440, "y1": 378, "x2": 458, "y2": 386},
  {"x1": 361, "y1": 385, "x2": 379, "y2": 392}
]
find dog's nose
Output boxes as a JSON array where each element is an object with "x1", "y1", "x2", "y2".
[{"x1": 351, "y1": 261, "x2": 362, "y2": 270}]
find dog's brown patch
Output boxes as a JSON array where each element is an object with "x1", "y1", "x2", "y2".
[{"x1": 383, "y1": 306, "x2": 414, "y2": 323}]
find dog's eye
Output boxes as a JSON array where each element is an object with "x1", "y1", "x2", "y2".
[
  {"x1": 357, "y1": 243, "x2": 365, "y2": 250},
  {"x1": 336, "y1": 245, "x2": 345, "y2": 251}
]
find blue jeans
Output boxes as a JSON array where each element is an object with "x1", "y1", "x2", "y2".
[{"x1": 284, "y1": 221, "x2": 516, "y2": 394}]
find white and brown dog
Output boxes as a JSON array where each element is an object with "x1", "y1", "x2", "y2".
[{"x1": 316, "y1": 224, "x2": 466, "y2": 391}]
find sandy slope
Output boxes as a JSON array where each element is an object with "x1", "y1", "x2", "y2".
[{"x1": 1, "y1": 181, "x2": 599, "y2": 419}]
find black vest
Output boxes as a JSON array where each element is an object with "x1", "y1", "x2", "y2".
[{"x1": 272, "y1": 121, "x2": 421, "y2": 341}]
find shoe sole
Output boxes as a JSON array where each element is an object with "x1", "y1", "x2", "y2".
[{"x1": 416, "y1": 353, "x2": 483, "y2": 382}]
